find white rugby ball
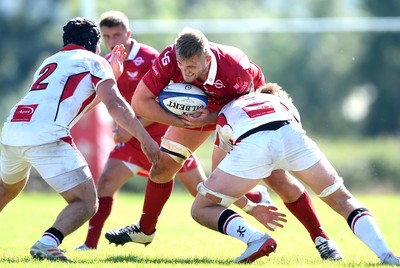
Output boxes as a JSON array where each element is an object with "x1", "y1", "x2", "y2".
[{"x1": 159, "y1": 83, "x2": 208, "y2": 116}]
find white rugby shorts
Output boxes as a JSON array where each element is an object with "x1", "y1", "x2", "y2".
[
  {"x1": 217, "y1": 123, "x2": 322, "y2": 179},
  {"x1": 0, "y1": 139, "x2": 91, "y2": 193}
]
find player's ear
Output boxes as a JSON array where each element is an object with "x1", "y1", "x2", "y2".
[
  {"x1": 205, "y1": 54, "x2": 212, "y2": 64},
  {"x1": 126, "y1": 29, "x2": 132, "y2": 39}
]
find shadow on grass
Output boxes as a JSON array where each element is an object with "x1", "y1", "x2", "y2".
[{"x1": 104, "y1": 255, "x2": 233, "y2": 265}]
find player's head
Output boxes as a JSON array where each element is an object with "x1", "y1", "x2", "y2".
[
  {"x1": 99, "y1": 10, "x2": 131, "y2": 51},
  {"x1": 63, "y1": 17, "x2": 100, "y2": 53},
  {"x1": 256, "y1": 83, "x2": 293, "y2": 102},
  {"x1": 175, "y1": 28, "x2": 211, "y2": 83}
]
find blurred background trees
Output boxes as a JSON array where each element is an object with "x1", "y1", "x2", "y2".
[{"x1": 0, "y1": 0, "x2": 399, "y2": 191}]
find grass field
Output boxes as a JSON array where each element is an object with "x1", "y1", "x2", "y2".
[{"x1": 0, "y1": 191, "x2": 399, "y2": 268}]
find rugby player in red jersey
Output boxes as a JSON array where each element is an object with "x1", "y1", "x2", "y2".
[
  {"x1": 106, "y1": 27, "x2": 342, "y2": 260},
  {"x1": 74, "y1": 11, "x2": 270, "y2": 251}
]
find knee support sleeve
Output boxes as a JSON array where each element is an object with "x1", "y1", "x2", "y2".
[
  {"x1": 160, "y1": 138, "x2": 192, "y2": 164},
  {"x1": 318, "y1": 176, "x2": 344, "y2": 198},
  {"x1": 197, "y1": 182, "x2": 237, "y2": 207}
]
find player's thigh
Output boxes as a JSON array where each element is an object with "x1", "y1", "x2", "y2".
[
  {"x1": 97, "y1": 158, "x2": 135, "y2": 196},
  {"x1": 151, "y1": 127, "x2": 212, "y2": 180},
  {"x1": 292, "y1": 156, "x2": 340, "y2": 195},
  {"x1": 0, "y1": 145, "x2": 31, "y2": 184},
  {"x1": 205, "y1": 168, "x2": 260, "y2": 199},
  {"x1": 60, "y1": 174, "x2": 97, "y2": 205},
  {"x1": 163, "y1": 127, "x2": 212, "y2": 151},
  {"x1": 263, "y1": 170, "x2": 305, "y2": 203},
  {"x1": 29, "y1": 140, "x2": 88, "y2": 180}
]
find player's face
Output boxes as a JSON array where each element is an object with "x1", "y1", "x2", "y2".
[
  {"x1": 101, "y1": 25, "x2": 131, "y2": 51},
  {"x1": 177, "y1": 54, "x2": 211, "y2": 83}
]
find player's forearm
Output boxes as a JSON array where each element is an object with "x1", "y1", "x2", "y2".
[
  {"x1": 133, "y1": 99, "x2": 185, "y2": 127},
  {"x1": 106, "y1": 99, "x2": 151, "y2": 143}
]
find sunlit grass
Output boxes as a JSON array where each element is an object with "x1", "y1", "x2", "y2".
[{"x1": 0, "y1": 192, "x2": 399, "y2": 267}]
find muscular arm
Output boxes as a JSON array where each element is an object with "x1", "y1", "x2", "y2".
[
  {"x1": 97, "y1": 79, "x2": 160, "y2": 163},
  {"x1": 132, "y1": 80, "x2": 186, "y2": 127}
]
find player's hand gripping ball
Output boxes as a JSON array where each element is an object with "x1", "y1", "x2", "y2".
[{"x1": 158, "y1": 83, "x2": 208, "y2": 116}]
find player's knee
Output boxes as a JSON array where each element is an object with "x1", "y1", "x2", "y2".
[
  {"x1": 197, "y1": 182, "x2": 237, "y2": 207},
  {"x1": 149, "y1": 157, "x2": 180, "y2": 183},
  {"x1": 318, "y1": 177, "x2": 344, "y2": 198},
  {"x1": 82, "y1": 192, "x2": 98, "y2": 219},
  {"x1": 160, "y1": 138, "x2": 192, "y2": 165}
]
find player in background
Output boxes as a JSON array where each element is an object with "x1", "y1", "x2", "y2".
[
  {"x1": 191, "y1": 85, "x2": 400, "y2": 265},
  {"x1": 106, "y1": 27, "x2": 341, "y2": 260},
  {"x1": 74, "y1": 11, "x2": 271, "y2": 251},
  {"x1": 0, "y1": 18, "x2": 160, "y2": 262}
]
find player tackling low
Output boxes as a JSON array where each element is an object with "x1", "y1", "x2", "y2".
[{"x1": 190, "y1": 85, "x2": 400, "y2": 265}]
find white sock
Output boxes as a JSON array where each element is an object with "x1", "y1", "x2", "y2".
[
  {"x1": 39, "y1": 233, "x2": 60, "y2": 247},
  {"x1": 223, "y1": 213, "x2": 264, "y2": 244},
  {"x1": 351, "y1": 211, "x2": 391, "y2": 260}
]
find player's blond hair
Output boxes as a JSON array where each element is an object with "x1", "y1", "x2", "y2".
[
  {"x1": 256, "y1": 83, "x2": 292, "y2": 102},
  {"x1": 175, "y1": 28, "x2": 210, "y2": 59}
]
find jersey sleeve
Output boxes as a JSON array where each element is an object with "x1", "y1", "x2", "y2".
[
  {"x1": 90, "y1": 55, "x2": 116, "y2": 89},
  {"x1": 230, "y1": 57, "x2": 265, "y2": 99},
  {"x1": 142, "y1": 45, "x2": 176, "y2": 96}
]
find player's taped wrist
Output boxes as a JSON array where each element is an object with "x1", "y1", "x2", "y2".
[{"x1": 242, "y1": 199, "x2": 256, "y2": 213}]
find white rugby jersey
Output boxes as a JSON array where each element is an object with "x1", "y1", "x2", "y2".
[
  {"x1": 215, "y1": 93, "x2": 301, "y2": 152},
  {"x1": 1, "y1": 45, "x2": 115, "y2": 146}
]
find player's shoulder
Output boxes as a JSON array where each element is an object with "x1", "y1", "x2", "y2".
[
  {"x1": 211, "y1": 42, "x2": 250, "y2": 68},
  {"x1": 137, "y1": 41, "x2": 160, "y2": 56}
]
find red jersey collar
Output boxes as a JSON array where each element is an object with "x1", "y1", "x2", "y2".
[{"x1": 60, "y1": 44, "x2": 87, "y2": 52}]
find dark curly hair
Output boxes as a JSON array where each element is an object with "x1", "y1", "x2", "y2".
[{"x1": 63, "y1": 17, "x2": 100, "y2": 53}]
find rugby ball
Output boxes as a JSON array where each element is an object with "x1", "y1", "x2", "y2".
[{"x1": 158, "y1": 83, "x2": 208, "y2": 116}]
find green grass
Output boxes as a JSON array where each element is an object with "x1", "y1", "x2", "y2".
[{"x1": 0, "y1": 191, "x2": 399, "y2": 267}]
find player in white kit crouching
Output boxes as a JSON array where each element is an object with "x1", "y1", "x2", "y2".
[
  {"x1": 0, "y1": 17, "x2": 160, "y2": 262},
  {"x1": 191, "y1": 85, "x2": 400, "y2": 265}
]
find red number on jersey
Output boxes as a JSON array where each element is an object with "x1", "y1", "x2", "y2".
[
  {"x1": 30, "y1": 63, "x2": 57, "y2": 91},
  {"x1": 242, "y1": 101, "x2": 276, "y2": 118}
]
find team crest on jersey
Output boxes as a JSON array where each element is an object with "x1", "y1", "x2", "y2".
[{"x1": 133, "y1": 57, "x2": 144, "y2": 66}]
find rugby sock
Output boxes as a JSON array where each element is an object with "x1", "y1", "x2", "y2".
[
  {"x1": 218, "y1": 209, "x2": 264, "y2": 244},
  {"x1": 284, "y1": 191, "x2": 330, "y2": 243},
  {"x1": 84, "y1": 196, "x2": 113, "y2": 248},
  {"x1": 139, "y1": 179, "x2": 174, "y2": 235},
  {"x1": 39, "y1": 227, "x2": 64, "y2": 247},
  {"x1": 245, "y1": 190, "x2": 262, "y2": 203},
  {"x1": 347, "y1": 208, "x2": 391, "y2": 259}
]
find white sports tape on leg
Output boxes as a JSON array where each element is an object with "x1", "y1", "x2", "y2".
[
  {"x1": 318, "y1": 177, "x2": 344, "y2": 198},
  {"x1": 160, "y1": 138, "x2": 193, "y2": 164},
  {"x1": 196, "y1": 182, "x2": 237, "y2": 207}
]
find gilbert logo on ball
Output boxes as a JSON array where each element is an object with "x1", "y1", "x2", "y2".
[{"x1": 159, "y1": 83, "x2": 208, "y2": 116}]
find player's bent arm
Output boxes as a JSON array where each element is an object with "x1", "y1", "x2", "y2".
[
  {"x1": 97, "y1": 79, "x2": 160, "y2": 163},
  {"x1": 132, "y1": 80, "x2": 186, "y2": 127}
]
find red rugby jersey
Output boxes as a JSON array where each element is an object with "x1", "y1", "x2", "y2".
[{"x1": 142, "y1": 42, "x2": 266, "y2": 113}]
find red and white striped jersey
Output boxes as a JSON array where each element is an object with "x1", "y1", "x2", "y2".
[
  {"x1": 1, "y1": 44, "x2": 115, "y2": 146},
  {"x1": 215, "y1": 93, "x2": 301, "y2": 152}
]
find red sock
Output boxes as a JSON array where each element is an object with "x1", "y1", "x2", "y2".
[
  {"x1": 245, "y1": 190, "x2": 262, "y2": 203},
  {"x1": 284, "y1": 191, "x2": 329, "y2": 242},
  {"x1": 139, "y1": 179, "x2": 174, "y2": 235},
  {"x1": 84, "y1": 196, "x2": 113, "y2": 248}
]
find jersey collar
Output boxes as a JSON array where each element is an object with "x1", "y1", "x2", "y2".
[
  {"x1": 127, "y1": 39, "x2": 140, "y2": 60},
  {"x1": 203, "y1": 50, "x2": 217, "y2": 85},
  {"x1": 60, "y1": 44, "x2": 86, "y2": 52}
]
